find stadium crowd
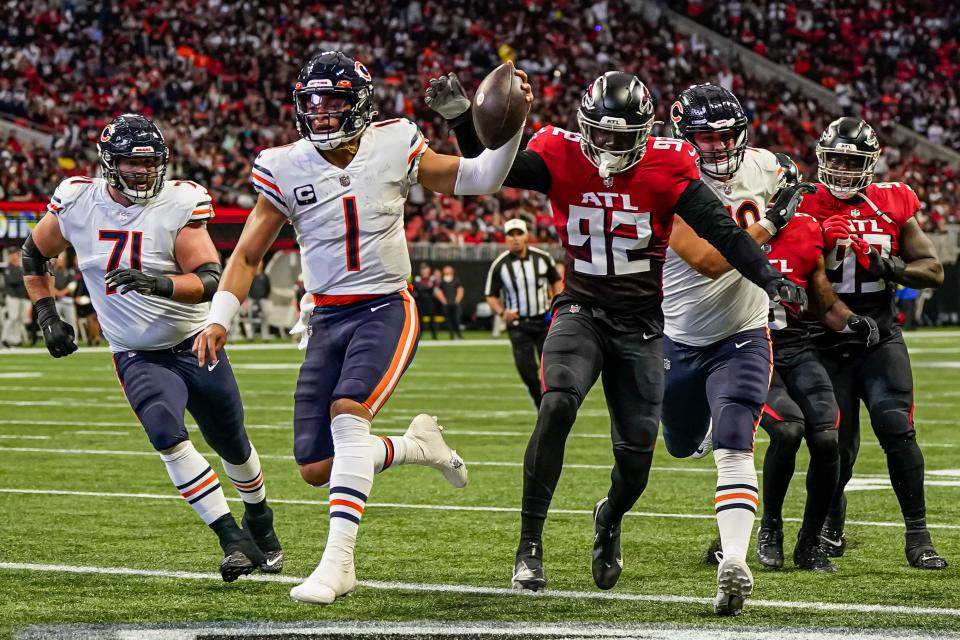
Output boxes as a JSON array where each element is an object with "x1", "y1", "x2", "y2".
[
  {"x1": 0, "y1": 0, "x2": 956, "y2": 244},
  {"x1": 682, "y1": 0, "x2": 960, "y2": 150}
]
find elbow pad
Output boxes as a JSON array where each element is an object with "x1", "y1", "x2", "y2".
[
  {"x1": 22, "y1": 234, "x2": 52, "y2": 276},
  {"x1": 194, "y1": 262, "x2": 222, "y2": 302},
  {"x1": 453, "y1": 127, "x2": 524, "y2": 195}
]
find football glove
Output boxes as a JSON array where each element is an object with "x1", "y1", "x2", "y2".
[
  {"x1": 847, "y1": 314, "x2": 880, "y2": 347},
  {"x1": 822, "y1": 215, "x2": 854, "y2": 250},
  {"x1": 847, "y1": 238, "x2": 906, "y2": 282},
  {"x1": 105, "y1": 268, "x2": 174, "y2": 298},
  {"x1": 763, "y1": 182, "x2": 817, "y2": 233},
  {"x1": 34, "y1": 297, "x2": 78, "y2": 358},
  {"x1": 425, "y1": 72, "x2": 471, "y2": 120},
  {"x1": 764, "y1": 277, "x2": 808, "y2": 310}
]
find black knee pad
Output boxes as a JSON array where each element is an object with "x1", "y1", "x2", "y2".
[
  {"x1": 769, "y1": 420, "x2": 804, "y2": 453},
  {"x1": 140, "y1": 401, "x2": 189, "y2": 451},
  {"x1": 205, "y1": 432, "x2": 252, "y2": 465},
  {"x1": 538, "y1": 390, "x2": 579, "y2": 425},
  {"x1": 868, "y1": 399, "x2": 916, "y2": 448},
  {"x1": 543, "y1": 363, "x2": 580, "y2": 397},
  {"x1": 806, "y1": 428, "x2": 839, "y2": 463}
]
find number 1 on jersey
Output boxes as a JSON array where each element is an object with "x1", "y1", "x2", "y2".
[
  {"x1": 342, "y1": 196, "x2": 361, "y2": 272},
  {"x1": 99, "y1": 230, "x2": 143, "y2": 295}
]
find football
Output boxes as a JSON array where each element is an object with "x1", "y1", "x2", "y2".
[{"x1": 472, "y1": 62, "x2": 528, "y2": 149}]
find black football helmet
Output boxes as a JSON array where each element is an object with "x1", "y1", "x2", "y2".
[
  {"x1": 816, "y1": 117, "x2": 881, "y2": 198},
  {"x1": 670, "y1": 84, "x2": 748, "y2": 179},
  {"x1": 577, "y1": 71, "x2": 655, "y2": 177},
  {"x1": 97, "y1": 114, "x2": 168, "y2": 203},
  {"x1": 294, "y1": 51, "x2": 374, "y2": 150}
]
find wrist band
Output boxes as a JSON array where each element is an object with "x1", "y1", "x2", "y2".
[{"x1": 207, "y1": 291, "x2": 240, "y2": 331}]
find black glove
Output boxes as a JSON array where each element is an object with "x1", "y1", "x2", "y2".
[
  {"x1": 847, "y1": 314, "x2": 880, "y2": 347},
  {"x1": 763, "y1": 182, "x2": 817, "y2": 233},
  {"x1": 858, "y1": 247, "x2": 906, "y2": 283},
  {"x1": 105, "y1": 268, "x2": 174, "y2": 298},
  {"x1": 764, "y1": 277, "x2": 808, "y2": 310},
  {"x1": 34, "y1": 297, "x2": 78, "y2": 358},
  {"x1": 425, "y1": 72, "x2": 471, "y2": 120}
]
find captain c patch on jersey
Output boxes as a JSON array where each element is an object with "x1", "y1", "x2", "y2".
[{"x1": 294, "y1": 184, "x2": 317, "y2": 205}]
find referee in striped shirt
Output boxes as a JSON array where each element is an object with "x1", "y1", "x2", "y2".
[{"x1": 485, "y1": 219, "x2": 562, "y2": 407}]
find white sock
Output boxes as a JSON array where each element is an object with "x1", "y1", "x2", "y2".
[
  {"x1": 160, "y1": 440, "x2": 230, "y2": 525},
  {"x1": 370, "y1": 434, "x2": 418, "y2": 473},
  {"x1": 220, "y1": 445, "x2": 266, "y2": 504},
  {"x1": 326, "y1": 414, "x2": 375, "y2": 561},
  {"x1": 714, "y1": 448, "x2": 759, "y2": 562}
]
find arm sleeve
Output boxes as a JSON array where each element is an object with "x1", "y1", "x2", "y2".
[
  {"x1": 450, "y1": 109, "x2": 552, "y2": 193},
  {"x1": 675, "y1": 179, "x2": 781, "y2": 288}
]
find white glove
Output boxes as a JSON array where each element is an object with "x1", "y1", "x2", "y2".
[{"x1": 289, "y1": 293, "x2": 315, "y2": 350}]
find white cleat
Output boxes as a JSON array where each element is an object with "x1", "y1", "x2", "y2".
[
  {"x1": 290, "y1": 555, "x2": 356, "y2": 605},
  {"x1": 713, "y1": 556, "x2": 754, "y2": 616},
  {"x1": 691, "y1": 422, "x2": 713, "y2": 459},
  {"x1": 404, "y1": 414, "x2": 468, "y2": 488}
]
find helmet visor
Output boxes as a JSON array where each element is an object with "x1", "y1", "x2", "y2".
[
  {"x1": 295, "y1": 90, "x2": 356, "y2": 136},
  {"x1": 577, "y1": 112, "x2": 652, "y2": 175}
]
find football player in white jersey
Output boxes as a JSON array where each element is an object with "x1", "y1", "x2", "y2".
[
  {"x1": 193, "y1": 51, "x2": 532, "y2": 605},
  {"x1": 659, "y1": 84, "x2": 817, "y2": 615},
  {"x1": 21, "y1": 114, "x2": 282, "y2": 583}
]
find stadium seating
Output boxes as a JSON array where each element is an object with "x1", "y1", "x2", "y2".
[{"x1": 0, "y1": 0, "x2": 955, "y2": 242}]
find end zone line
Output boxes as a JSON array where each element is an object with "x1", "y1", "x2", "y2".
[
  {"x1": 1, "y1": 561, "x2": 959, "y2": 619},
  {"x1": 2, "y1": 487, "x2": 958, "y2": 530}
]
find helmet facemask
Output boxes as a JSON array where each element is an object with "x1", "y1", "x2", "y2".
[
  {"x1": 294, "y1": 87, "x2": 372, "y2": 150},
  {"x1": 100, "y1": 150, "x2": 168, "y2": 203},
  {"x1": 577, "y1": 112, "x2": 653, "y2": 178},
  {"x1": 816, "y1": 146, "x2": 879, "y2": 199}
]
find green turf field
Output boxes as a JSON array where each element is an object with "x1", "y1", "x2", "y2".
[{"x1": 1, "y1": 331, "x2": 959, "y2": 638}]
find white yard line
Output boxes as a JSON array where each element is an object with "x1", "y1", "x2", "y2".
[
  {"x1": 1, "y1": 561, "x2": 959, "y2": 620},
  {"x1": 2, "y1": 487, "x2": 958, "y2": 531}
]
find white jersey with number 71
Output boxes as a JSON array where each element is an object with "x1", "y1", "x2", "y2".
[{"x1": 251, "y1": 118, "x2": 428, "y2": 296}]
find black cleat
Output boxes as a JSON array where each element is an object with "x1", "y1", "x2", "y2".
[
  {"x1": 794, "y1": 531, "x2": 837, "y2": 572},
  {"x1": 906, "y1": 529, "x2": 948, "y2": 570},
  {"x1": 703, "y1": 537, "x2": 723, "y2": 566},
  {"x1": 756, "y1": 527, "x2": 784, "y2": 569},
  {"x1": 242, "y1": 505, "x2": 284, "y2": 573},
  {"x1": 218, "y1": 529, "x2": 266, "y2": 583},
  {"x1": 819, "y1": 525, "x2": 846, "y2": 558},
  {"x1": 591, "y1": 498, "x2": 623, "y2": 590},
  {"x1": 512, "y1": 540, "x2": 547, "y2": 592}
]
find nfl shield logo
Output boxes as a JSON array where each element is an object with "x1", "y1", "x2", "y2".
[
  {"x1": 851, "y1": 209, "x2": 860, "y2": 217},
  {"x1": 340, "y1": 175, "x2": 351, "y2": 187},
  {"x1": 761, "y1": 243, "x2": 772, "y2": 254},
  {"x1": 569, "y1": 304, "x2": 581, "y2": 314},
  {"x1": 663, "y1": 358, "x2": 671, "y2": 370}
]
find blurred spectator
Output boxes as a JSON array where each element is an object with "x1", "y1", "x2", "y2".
[
  {"x1": 413, "y1": 262, "x2": 439, "y2": 339},
  {"x1": 245, "y1": 261, "x2": 272, "y2": 340},
  {"x1": 2, "y1": 247, "x2": 29, "y2": 346},
  {"x1": 74, "y1": 273, "x2": 101, "y2": 346},
  {"x1": 51, "y1": 252, "x2": 77, "y2": 336},
  {"x1": 434, "y1": 264, "x2": 464, "y2": 339}
]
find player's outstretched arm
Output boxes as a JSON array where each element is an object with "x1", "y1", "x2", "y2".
[
  {"x1": 670, "y1": 182, "x2": 816, "y2": 279},
  {"x1": 193, "y1": 195, "x2": 287, "y2": 366},
  {"x1": 22, "y1": 214, "x2": 77, "y2": 358},
  {"x1": 104, "y1": 222, "x2": 221, "y2": 304},
  {"x1": 808, "y1": 257, "x2": 879, "y2": 345},
  {"x1": 423, "y1": 68, "x2": 551, "y2": 194},
  {"x1": 675, "y1": 180, "x2": 807, "y2": 308}
]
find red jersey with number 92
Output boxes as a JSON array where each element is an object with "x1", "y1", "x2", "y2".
[
  {"x1": 527, "y1": 126, "x2": 700, "y2": 331},
  {"x1": 796, "y1": 181, "x2": 918, "y2": 347}
]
